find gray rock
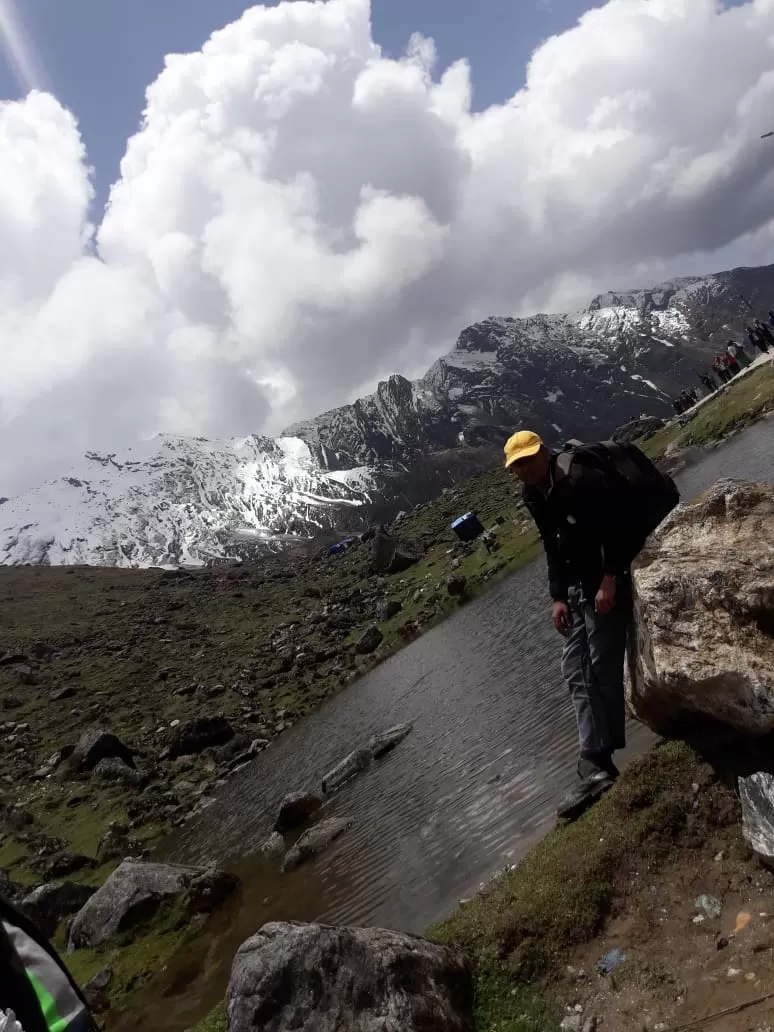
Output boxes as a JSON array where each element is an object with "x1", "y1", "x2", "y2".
[
  {"x1": 97, "y1": 822, "x2": 141, "y2": 863},
  {"x1": 167, "y1": 715, "x2": 234, "y2": 758},
  {"x1": 368, "y1": 723, "x2": 413, "y2": 759},
  {"x1": 93, "y1": 757, "x2": 144, "y2": 786},
  {"x1": 50, "y1": 686, "x2": 75, "y2": 702},
  {"x1": 21, "y1": 881, "x2": 96, "y2": 938},
  {"x1": 84, "y1": 966, "x2": 113, "y2": 993},
  {"x1": 0, "y1": 870, "x2": 26, "y2": 904},
  {"x1": 446, "y1": 574, "x2": 468, "y2": 598},
  {"x1": 4, "y1": 807, "x2": 33, "y2": 831},
  {"x1": 274, "y1": 791, "x2": 324, "y2": 834},
  {"x1": 375, "y1": 599, "x2": 402, "y2": 622},
  {"x1": 31, "y1": 748, "x2": 70, "y2": 781},
  {"x1": 355, "y1": 626, "x2": 383, "y2": 655},
  {"x1": 68, "y1": 860, "x2": 200, "y2": 948},
  {"x1": 739, "y1": 771, "x2": 774, "y2": 867},
  {"x1": 612, "y1": 415, "x2": 665, "y2": 445},
  {"x1": 281, "y1": 818, "x2": 352, "y2": 873},
  {"x1": 44, "y1": 853, "x2": 96, "y2": 881},
  {"x1": 184, "y1": 866, "x2": 240, "y2": 914},
  {"x1": 321, "y1": 749, "x2": 372, "y2": 795},
  {"x1": 13, "y1": 665, "x2": 36, "y2": 685},
  {"x1": 627, "y1": 480, "x2": 774, "y2": 737},
  {"x1": 69, "y1": 728, "x2": 135, "y2": 773},
  {"x1": 226, "y1": 921, "x2": 473, "y2": 1032},
  {"x1": 260, "y1": 832, "x2": 285, "y2": 858}
]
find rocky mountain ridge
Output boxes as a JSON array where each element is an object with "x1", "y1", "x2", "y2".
[{"x1": 2, "y1": 262, "x2": 772, "y2": 567}]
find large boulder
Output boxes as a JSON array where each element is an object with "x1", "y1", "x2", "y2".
[
  {"x1": 21, "y1": 881, "x2": 96, "y2": 938},
  {"x1": 68, "y1": 729, "x2": 135, "y2": 773},
  {"x1": 739, "y1": 772, "x2": 774, "y2": 867},
  {"x1": 627, "y1": 480, "x2": 774, "y2": 738},
  {"x1": 226, "y1": 921, "x2": 474, "y2": 1032},
  {"x1": 68, "y1": 860, "x2": 196, "y2": 948},
  {"x1": 281, "y1": 817, "x2": 352, "y2": 873}
]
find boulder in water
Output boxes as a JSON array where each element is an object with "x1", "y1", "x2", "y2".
[
  {"x1": 281, "y1": 817, "x2": 352, "y2": 873},
  {"x1": 225, "y1": 921, "x2": 474, "y2": 1032},
  {"x1": 321, "y1": 748, "x2": 372, "y2": 795},
  {"x1": 273, "y1": 791, "x2": 323, "y2": 834},
  {"x1": 368, "y1": 723, "x2": 413, "y2": 759},
  {"x1": 627, "y1": 480, "x2": 774, "y2": 738}
]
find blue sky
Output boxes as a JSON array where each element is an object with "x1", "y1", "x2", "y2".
[{"x1": 0, "y1": 0, "x2": 596, "y2": 215}]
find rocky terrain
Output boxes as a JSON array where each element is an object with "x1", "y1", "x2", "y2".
[{"x1": 3, "y1": 263, "x2": 773, "y2": 568}]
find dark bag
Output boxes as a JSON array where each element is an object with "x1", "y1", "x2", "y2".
[
  {"x1": 558, "y1": 440, "x2": 680, "y2": 556},
  {"x1": 0, "y1": 896, "x2": 94, "y2": 1032}
]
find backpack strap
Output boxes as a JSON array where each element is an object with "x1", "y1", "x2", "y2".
[{"x1": 0, "y1": 898, "x2": 94, "y2": 1032}]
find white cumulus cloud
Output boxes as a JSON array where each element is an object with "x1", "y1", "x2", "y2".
[{"x1": 1, "y1": 0, "x2": 774, "y2": 495}]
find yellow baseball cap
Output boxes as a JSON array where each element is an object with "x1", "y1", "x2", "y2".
[{"x1": 504, "y1": 430, "x2": 543, "y2": 468}]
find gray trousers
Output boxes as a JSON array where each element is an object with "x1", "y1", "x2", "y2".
[{"x1": 561, "y1": 584, "x2": 630, "y2": 757}]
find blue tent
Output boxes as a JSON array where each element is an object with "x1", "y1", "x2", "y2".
[{"x1": 450, "y1": 512, "x2": 485, "y2": 542}]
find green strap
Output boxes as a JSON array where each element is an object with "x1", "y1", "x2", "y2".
[{"x1": 27, "y1": 973, "x2": 67, "y2": 1032}]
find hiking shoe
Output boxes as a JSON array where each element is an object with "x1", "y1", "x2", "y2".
[
  {"x1": 579, "y1": 753, "x2": 620, "y2": 781},
  {"x1": 557, "y1": 757, "x2": 616, "y2": 822}
]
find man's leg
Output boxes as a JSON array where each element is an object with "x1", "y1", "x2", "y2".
[
  {"x1": 557, "y1": 588, "x2": 617, "y2": 820},
  {"x1": 561, "y1": 587, "x2": 615, "y2": 759},
  {"x1": 584, "y1": 587, "x2": 631, "y2": 753}
]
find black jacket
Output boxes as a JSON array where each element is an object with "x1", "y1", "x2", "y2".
[{"x1": 523, "y1": 451, "x2": 633, "y2": 602}]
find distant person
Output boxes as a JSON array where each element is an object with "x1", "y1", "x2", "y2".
[
  {"x1": 734, "y1": 341, "x2": 752, "y2": 367},
  {"x1": 726, "y1": 350, "x2": 741, "y2": 377},
  {"x1": 727, "y1": 340, "x2": 750, "y2": 370},
  {"x1": 768, "y1": 310, "x2": 774, "y2": 328},
  {"x1": 505, "y1": 431, "x2": 679, "y2": 821},
  {"x1": 755, "y1": 318, "x2": 774, "y2": 350},
  {"x1": 712, "y1": 355, "x2": 731, "y2": 383},
  {"x1": 673, "y1": 398, "x2": 684, "y2": 415}
]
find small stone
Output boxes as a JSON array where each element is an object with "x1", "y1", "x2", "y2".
[
  {"x1": 716, "y1": 935, "x2": 729, "y2": 950},
  {"x1": 695, "y1": 895, "x2": 722, "y2": 920},
  {"x1": 355, "y1": 626, "x2": 383, "y2": 656},
  {"x1": 728, "y1": 967, "x2": 742, "y2": 977}
]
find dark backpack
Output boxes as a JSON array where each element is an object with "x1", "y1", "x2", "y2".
[
  {"x1": 0, "y1": 896, "x2": 94, "y2": 1032},
  {"x1": 556, "y1": 440, "x2": 680, "y2": 556}
]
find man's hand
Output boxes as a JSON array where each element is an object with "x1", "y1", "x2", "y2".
[
  {"x1": 552, "y1": 600, "x2": 571, "y2": 636},
  {"x1": 595, "y1": 575, "x2": 617, "y2": 615}
]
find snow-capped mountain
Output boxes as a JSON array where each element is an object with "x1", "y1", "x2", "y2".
[
  {"x1": 2, "y1": 262, "x2": 772, "y2": 568},
  {"x1": 286, "y1": 264, "x2": 774, "y2": 463},
  {"x1": 0, "y1": 435, "x2": 377, "y2": 567}
]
